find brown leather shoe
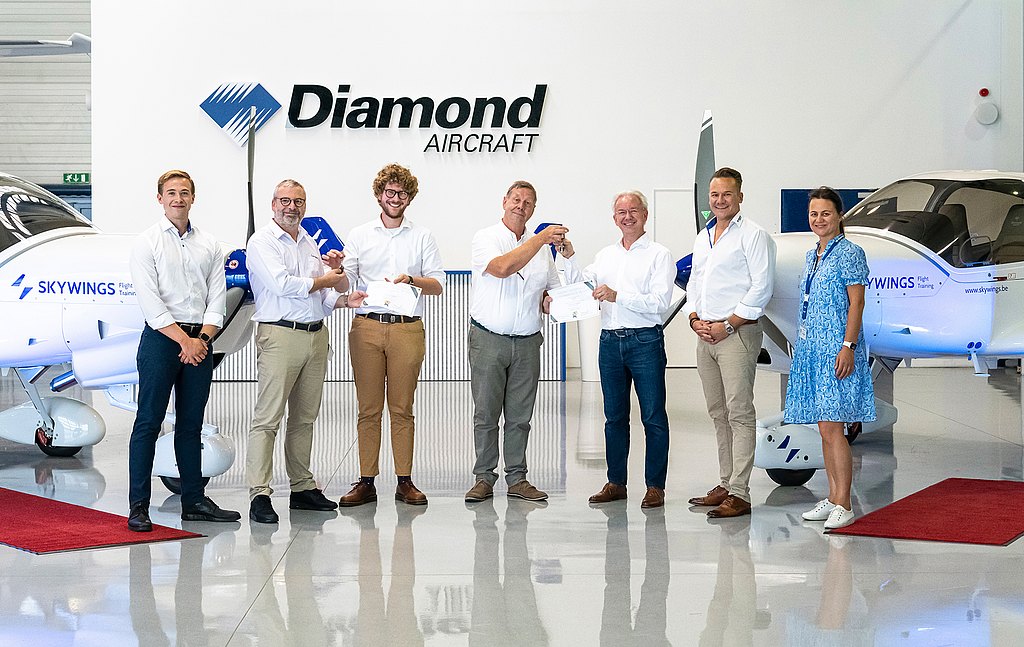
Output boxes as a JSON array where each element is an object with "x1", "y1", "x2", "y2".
[
  {"x1": 641, "y1": 487, "x2": 665, "y2": 509},
  {"x1": 395, "y1": 480, "x2": 428, "y2": 506},
  {"x1": 589, "y1": 482, "x2": 627, "y2": 504},
  {"x1": 688, "y1": 485, "x2": 729, "y2": 506},
  {"x1": 338, "y1": 481, "x2": 377, "y2": 507},
  {"x1": 706, "y1": 495, "x2": 751, "y2": 518}
]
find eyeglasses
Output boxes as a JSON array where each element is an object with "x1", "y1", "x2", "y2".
[
  {"x1": 615, "y1": 208, "x2": 644, "y2": 217},
  {"x1": 384, "y1": 189, "x2": 410, "y2": 200},
  {"x1": 276, "y1": 197, "x2": 306, "y2": 207}
]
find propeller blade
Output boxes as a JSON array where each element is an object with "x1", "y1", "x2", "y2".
[
  {"x1": 246, "y1": 106, "x2": 256, "y2": 241},
  {"x1": 693, "y1": 109, "x2": 716, "y2": 232}
]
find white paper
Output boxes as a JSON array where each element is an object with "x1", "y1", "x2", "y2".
[
  {"x1": 548, "y1": 281, "x2": 601, "y2": 323},
  {"x1": 363, "y1": 280, "x2": 422, "y2": 316}
]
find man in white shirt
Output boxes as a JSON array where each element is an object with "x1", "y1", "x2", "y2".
[
  {"x1": 127, "y1": 169, "x2": 240, "y2": 532},
  {"x1": 245, "y1": 179, "x2": 362, "y2": 524},
  {"x1": 561, "y1": 191, "x2": 676, "y2": 508},
  {"x1": 338, "y1": 164, "x2": 445, "y2": 508},
  {"x1": 684, "y1": 167, "x2": 777, "y2": 518},
  {"x1": 465, "y1": 180, "x2": 572, "y2": 503}
]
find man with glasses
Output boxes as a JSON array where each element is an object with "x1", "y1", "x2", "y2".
[
  {"x1": 245, "y1": 179, "x2": 361, "y2": 524},
  {"x1": 560, "y1": 191, "x2": 675, "y2": 509},
  {"x1": 127, "y1": 169, "x2": 240, "y2": 531},
  {"x1": 464, "y1": 180, "x2": 571, "y2": 504},
  {"x1": 337, "y1": 164, "x2": 445, "y2": 507}
]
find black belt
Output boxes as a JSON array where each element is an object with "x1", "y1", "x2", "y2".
[
  {"x1": 470, "y1": 318, "x2": 539, "y2": 339},
  {"x1": 266, "y1": 319, "x2": 324, "y2": 332},
  {"x1": 177, "y1": 322, "x2": 203, "y2": 337},
  {"x1": 603, "y1": 324, "x2": 662, "y2": 338},
  {"x1": 358, "y1": 313, "x2": 421, "y2": 324}
]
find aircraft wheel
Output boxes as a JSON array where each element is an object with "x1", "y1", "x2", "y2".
[
  {"x1": 35, "y1": 440, "x2": 83, "y2": 457},
  {"x1": 845, "y1": 422, "x2": 862, "y2": 445},
  {"x1": 160, "y1": 476, "x2": 211, "y2": 495},
  {"x1": 766, "y1": 468, "x2": 816, "y2": 487}
]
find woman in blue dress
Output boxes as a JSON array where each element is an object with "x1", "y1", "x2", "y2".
[{"x1": 784, "y1": 187, "x2": 876, "y2": 530}]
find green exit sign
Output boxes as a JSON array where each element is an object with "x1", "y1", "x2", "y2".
[{"x1": 62, "y1": 172, "x2": 90, "y2": 185}]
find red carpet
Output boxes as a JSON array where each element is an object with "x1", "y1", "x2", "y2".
[
  {"x1": 831, "y1": 478, "x2": 1024, "y2": 545},
  {"x1": 0, "y1": 488, "x2": 202, "y2": 554}
]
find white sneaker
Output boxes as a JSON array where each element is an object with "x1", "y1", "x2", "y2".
[
  {"x1": 824, "y1": 505, "x2": 855, "y2": 530},
  {"x1": 802, "y1": 498, "x2": 837, "y2": 521}
]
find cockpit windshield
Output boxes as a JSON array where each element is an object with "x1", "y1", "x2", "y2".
[
  {"x1": 0, "y1": 175, "x2": 94, "y2": 254},
  {"x1": 844, "y1": 178, "x2": 1024, "y2": 267}
]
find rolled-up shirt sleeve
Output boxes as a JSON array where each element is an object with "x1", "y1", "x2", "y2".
[
  {"x1": 734, "y1": 228, "x2": 776, "y2": 320},
  {"x1": 616, "y1": 247, "x2": 675, "y2": 315},
  {"x1": 246, "y1": 234, "x2": 315, "y2": 298},
  {"x1": 129, "y1": 236, "x2": 175, "y2": 330},
  {"x1": 202, "y1": 247, "x2": 227, "y2": 328},
  {"x1": 420, "y1": 233, "x2": 446, "y2": 291}
]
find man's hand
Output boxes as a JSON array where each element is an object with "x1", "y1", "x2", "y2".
[
  {"x1": 535, "y1": 224, "x2": 569, "y2": 246},
  {"x1": 347, "y1": 290, "x2": 369, "y2": 309},
  {"x1": 542, "y1": 294, "x2": 553, "y2": 314},
  {"x1": 322, "y1": 249, "x2": 345, "y2": 270},
  {"x1": 690, "y1": 318, "x2": 716, "y2": 344},
  {"x1": 392, "y1": 274, "x2": 415, "y2": 285},
  {"x1": 592, "y1": 284, "x2": 617, "y2": 302},
  {"x1": 314, "y1": 268, "x2": 346, "y2": 291},
  {"x1": 558, "y1": 238, "x2": 575, "y2": 258},
  {"x1": 179, "y1": 337, "x2": 207, "y2": 365}
]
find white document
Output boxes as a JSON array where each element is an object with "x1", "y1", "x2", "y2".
[
  {"x1": 363, "y1": 280, "x2": 422, "y2": 316},
  {"x1": 548, "y1": 281, "x2": 601, "y2": 323}
]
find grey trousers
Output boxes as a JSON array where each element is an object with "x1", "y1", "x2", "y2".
[
  {"x1": 695, "y1": 321, "x2": 763, "y2": 503},
  {"x1": 469, "y1": 324, "x2": 543, "y2": 486}
]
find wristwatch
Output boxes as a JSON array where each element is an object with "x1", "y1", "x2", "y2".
[
  {"x1": 723, "y1": 321, "x2": 736, "y2": 335},
  {"x1": 842, "y1": 340, "x2": 857, "y2": 350},
  {"x1": 199, "y1": 332, "x2": 212, "y2": 343}
]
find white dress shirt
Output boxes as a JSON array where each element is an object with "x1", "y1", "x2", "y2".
[
  {"x1": 129, "y1": 217, "x2": 226, "y2": 330},
  {"x1": 684, "y1": 212, "x2": 776, "y2": 321},
  {"x1": 470, "y1": 221, "x2": 561, "y2": 336},
  {"x1": 343, "y1": 216, "x2": 445, "y2": 317},
  {"x1": 564, "y1": 233, "x2": 675, "y2": 330},
  {"x1": 246, "y1": 220, "x2": 341, "y2": 324}
]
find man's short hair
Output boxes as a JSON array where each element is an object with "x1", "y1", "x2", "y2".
[
  {"x1": 505, "y1": 180, "x2": 537, "y2": 201},
  {"x1": 612, "y1": 190, "x2": 648, "y2": 211},
  {"x1": 372, "y1": 164, "x2": 419, "y2": 201},
  {"x1": 711, "y1": 167, "x2": 742, "y2": 191},
  {"x1": 274, "y1": 179, "x2": 305, "y2": 197},
  {"x1": 157, "y1": 169, "x2": 194, "y2": 195}
]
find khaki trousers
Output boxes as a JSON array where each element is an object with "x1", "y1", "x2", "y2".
[
  {"x1": 246, "y1": 323, "x2": 329, "y2": 499},
  {"x1": 349, "y1": 315, "x2": 426, "y2": 477},
  {"x1": 695, "y1": 321, "x2": 763, "y2": 503}
]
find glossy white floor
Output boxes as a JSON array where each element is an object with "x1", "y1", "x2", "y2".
[{"x1": 1, "y1": 366, "x2": 1023, "y2": 646}]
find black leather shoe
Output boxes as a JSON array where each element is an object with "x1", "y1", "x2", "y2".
[
  {"x1": 249, "y1": 495, "x2": 279, "y2": 524},
  {"x1": 182, "y1": 496, "x2": 242, "y2": 522},
  {"x1": 290, "y1": 487, "x2": 338, "y2": 511},
  {"x1": 128, "y1": 504, "x2": 152, "y2": 532}
]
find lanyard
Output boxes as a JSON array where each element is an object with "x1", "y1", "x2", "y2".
[{"x1": 800, "y1": 235, "x2": 844, "y2": 321}]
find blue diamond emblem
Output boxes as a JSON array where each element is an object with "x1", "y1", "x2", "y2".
[{"x1": 200, "y1": 83, "x2": 281, "y2": 147}]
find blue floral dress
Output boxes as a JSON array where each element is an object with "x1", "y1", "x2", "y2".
[{"x1": 784, "y1": 236, "x2": 876, "y2": 424}]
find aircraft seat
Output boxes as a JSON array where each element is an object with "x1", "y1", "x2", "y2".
[{"x1": 991, "y1": 204, "x2": 1024, "y2": 265}]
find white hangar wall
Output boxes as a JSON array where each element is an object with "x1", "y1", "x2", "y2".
[{"x1": 93, "y1": 1, "x2": 1022, "y2": 261}]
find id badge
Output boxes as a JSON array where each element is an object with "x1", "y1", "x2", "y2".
[{"x1": 798, "y1": 325, "x2": 807, "y2": 340}]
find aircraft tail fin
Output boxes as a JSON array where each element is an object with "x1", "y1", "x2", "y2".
[
  {"x1": 301, "y1": 216, "x2": 345, "y2": 254},
  {"x1": 693, "y1": 109, "x2": 716, "y2": 232}
]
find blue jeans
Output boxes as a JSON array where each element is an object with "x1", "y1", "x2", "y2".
[
  {"x1": 598, "y1": 326, "x2": 670, "y2": 489},
  {"x1": 128, "y1": 325, "x2": 213, "y2": 508}
]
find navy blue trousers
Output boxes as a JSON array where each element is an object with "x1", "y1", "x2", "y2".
[
  {"x1": 598, "y1": 326, "x2": 670, "y2": 489},
  {"x1": 128, "y1": 325, "x2": 213, "y2": 508}
]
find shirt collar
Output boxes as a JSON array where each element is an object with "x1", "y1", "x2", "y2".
[
  {"x1": 160, "y1": 216, "x2": 191, "y2": 237},
  {"x1": 270, "y1": 219, "x2": 310, "y2": 244},
  {"x1": 373, "y1": 215, "x2": 412, "y2": 232},
  {"x1": 620, "y1": 231, "x2": 652, "y2": 250}
]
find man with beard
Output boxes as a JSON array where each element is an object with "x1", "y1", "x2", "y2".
[
  {"x1": 245, "y1": 179, "x2": 363, "y2": 524},
  {"x1": 338, "y1": 164, "x2": 445, "y2": 507}
]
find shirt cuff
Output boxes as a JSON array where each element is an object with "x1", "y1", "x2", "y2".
[
  {"x1": 734, "y1": 303, "x2": 763, "y2": 321},
  {"x1": 148, "y1": 312, "x2": 175, "y2": 330},
  {"x1": 202, "y1": 313, "x2": 225, "y2": 327}
]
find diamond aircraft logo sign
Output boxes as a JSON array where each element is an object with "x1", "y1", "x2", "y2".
[{"x1": 200, "y1": 83, "x2": 281, "y2": 147}]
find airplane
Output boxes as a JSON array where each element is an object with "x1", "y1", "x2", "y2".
[{"x1": 679, "y1": 114, "x2": 1024, "y2": 486}]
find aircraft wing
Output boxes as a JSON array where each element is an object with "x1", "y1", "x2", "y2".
[{"x1": 0, "y1": 33, "x2": 91, "y2": 57}]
